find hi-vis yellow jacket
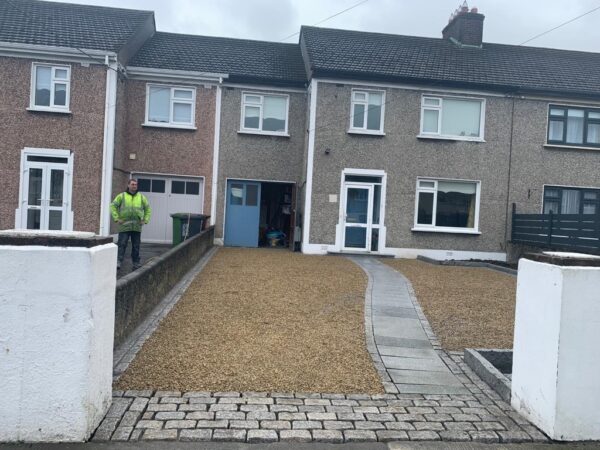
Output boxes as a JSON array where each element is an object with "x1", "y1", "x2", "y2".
[{"x1": 110, "y1": 191, "x2": 151, "y2": 233}]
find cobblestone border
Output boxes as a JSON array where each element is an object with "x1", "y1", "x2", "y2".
[{"x1": 113, "y1": 247, "x2": 219, "y2": 379}]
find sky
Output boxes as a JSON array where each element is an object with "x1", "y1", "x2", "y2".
[{"x1": 46, "y1": 0, "x2": 600, "y2": 53}]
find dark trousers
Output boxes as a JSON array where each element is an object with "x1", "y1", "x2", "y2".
[{"x1": 117, "y1": 231, "x2": 141, "y2": 264}]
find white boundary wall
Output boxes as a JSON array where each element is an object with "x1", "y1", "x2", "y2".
[
  {"x1": 0, "y1": 241, "x2": 117, "y2": 442},
  {"x1": 512, "y1": 256, "x2": 600, "y2": 441}
]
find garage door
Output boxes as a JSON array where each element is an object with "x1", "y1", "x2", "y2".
[{"x1": 136, "y1": 175, "x2": 204, "y2": 243}]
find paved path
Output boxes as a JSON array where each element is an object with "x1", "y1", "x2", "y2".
[{"x1": 350, "y1": 257, "x2": 468, "y2": 395}]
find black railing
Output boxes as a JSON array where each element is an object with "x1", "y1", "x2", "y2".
[{"x1": 511, "y1": 204, "x2": 600, "y2": 255}]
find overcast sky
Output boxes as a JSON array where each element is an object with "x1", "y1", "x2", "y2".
[{"x1": 48, "y1": 0, "x2": 600, "y2": 52}]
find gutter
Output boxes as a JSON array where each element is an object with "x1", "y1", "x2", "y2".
[
  {"x1": 0, "y1": 41, "x2": 117, "y2": 63},
  {"x1": 99, "y1": 55, "x2": 119, "y2": 236},
  {"x1": 126, "y1": 66, "x2": 228, "y2": 83}
]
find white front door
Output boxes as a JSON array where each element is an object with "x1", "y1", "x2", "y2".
[
  {"x1": 20, "y1": 153, "x2": 71, "y2": 231},
  {"x1": 342, "y1": 183, "x2": 373, "y2": 251}
]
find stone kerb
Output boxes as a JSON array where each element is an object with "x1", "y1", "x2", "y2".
[{"x1": 0, "y1": 230, "x2": 117, "y2": 443}]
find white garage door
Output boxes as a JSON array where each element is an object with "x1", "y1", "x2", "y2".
[{"x1": 135, "y1": 175, "x2": 204, "y2": 243}]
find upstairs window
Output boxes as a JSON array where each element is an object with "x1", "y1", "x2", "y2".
[
  {"x1": 420, "y1": 96, "x2": 484, "y2": 140},
  {"x1": 241, "y1": 93, "x2": 289, "y2": 135},
  {"x1": 547, "y1": 105, "x2": 600, "y2": 148},
  {"x1": 30, "y1": 63, "x2": 70, "y2": 111},
  {"x1": 349, "y1": 90, "x2": 385, "y2": 134},
  {"x1": 145, "y1": 85, "x2": 195, "y2": 128},
  {"x1": 414, "y1": 178, "x2": 480, "y2": 232}
]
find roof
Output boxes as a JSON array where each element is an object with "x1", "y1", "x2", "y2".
[
  {"x1": 301, "y1": 26, "x2": 600, "y2": 98},
  {"x1": 0, "y1": 0, "x2": 153, "y2": 52},
  {"x1": 128, "y1": 32, "x2": 307, "y2": 87}
]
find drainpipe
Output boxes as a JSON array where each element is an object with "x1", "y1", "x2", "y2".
[
  {"x1": 210, "y1": 77, "x2": 223, "y2": 229},
  {"x1": 99, "y1": 55, "x2": 118, "y2": 236},
  {"x1": 503, "y1": 94, "x2": 516, "y2": 249}
]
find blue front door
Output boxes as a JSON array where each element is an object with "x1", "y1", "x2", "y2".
[{"x1": 224, "y1": 181, "x2": 261, "y2": 247}]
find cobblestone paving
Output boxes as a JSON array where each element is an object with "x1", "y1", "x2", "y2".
[{"x1": 97, "y1": 255, "x2": 549, "y2": 443}]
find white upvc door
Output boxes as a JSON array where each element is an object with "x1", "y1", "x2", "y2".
[
  {"x1": 20, "y1": 156, "x2": 71, "y2": 231},
  {"x1": 342, "y1": 183, "x2": 373, "y2": 251}
]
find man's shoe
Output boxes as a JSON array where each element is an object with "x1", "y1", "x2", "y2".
[{"x1": 132, "y1": 262, "x2": 141, "y2": 270}]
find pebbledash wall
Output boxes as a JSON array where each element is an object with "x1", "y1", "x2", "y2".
[
  {"x1": 0, "y1": 56, "x2": 107, "y2": 232},
  {"x1": 113, "y1": 79, "x2": 217, "y2": 217},
  {"x1": 213, "y1": 86, "x2": 307, "y2": 242},
  {"x1": 304, "y1": 80, "x2": 512, "y2": 259}
]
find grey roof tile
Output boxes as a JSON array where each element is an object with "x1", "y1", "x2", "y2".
[
  {"x1": 128, "y1": 32, "x2": 307, "y2": 87},
  {"x1": 0, "y1": 0, "x2": 153, "y2": 52},
  {"x1": 301, "y1": 26, "x2": 600, "y2": 98}
]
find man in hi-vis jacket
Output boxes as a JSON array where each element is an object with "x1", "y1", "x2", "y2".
[{"x1": 110, "y1": 179, "x2": 151, "y2": 270}]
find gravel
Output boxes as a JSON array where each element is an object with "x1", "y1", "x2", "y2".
[
  {"x1": 383, "y1": 259, "x2": 516, "y2": 351},
  {"x1": 116, "y1": 248, "x2": 383, "y2": 394}
]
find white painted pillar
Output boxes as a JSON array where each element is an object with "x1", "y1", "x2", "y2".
[
  {"x1": 0, "y1": 231, "x2": 117, "y2": 443},
  {"x1": 512, "y1": 252, "x2": 600, "y2": 441}
]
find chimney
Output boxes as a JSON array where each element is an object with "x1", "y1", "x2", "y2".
[{"x1": 442, "y1": 3, "x2": 484, "y2": 47}]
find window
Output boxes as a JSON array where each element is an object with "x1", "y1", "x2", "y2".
[
  {"x1": 30, "y1": 63, "x2": 70, "y2": 111},
  {"x1": 543, "y1": 186, "x2": 599, "y2": 215},
  {"x1": 137, "y1": 178, "x2": 165, "y2": 193},
  {"x1": 420, "y1": 96, "x2": 484, "y2": 140},
  {"x1": 146, "y1": 85, "x2": 195, "y2": 127},
  {"x1": 414, "y1": 178, "x2": 480, "y2": 232},
  {"x1": 172, "y1": 180, "x2": 200, "y2": 195},
  {"x1": 241, "y1": 93, "x2": 288, "y2": 134},
  {"x1": 547, "y1": 105, "x2": 600, "y2": 148},
  {"x1": 349, "y1": 90, "x2": 385, "y2": 134}
]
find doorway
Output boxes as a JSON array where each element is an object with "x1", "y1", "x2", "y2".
[
  {"x1": 339, "y1": 172, "x2": 385, "y2": 253},
  {"x1": 17, "y1": 149, "x2": 73, "y2": 231}
]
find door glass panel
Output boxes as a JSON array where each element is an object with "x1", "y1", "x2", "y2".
[
  {"x1": 417, "y1": 192, "x2": 434, "y2": 225},
  {"x1": 172, "y1": 180, "x2": 185, "y2": 194},
  {"x1": 346, "y1": 188, "x2": 369, "y2": 224},
  {"x1": 28, "y1": 168, "x2": 43, "y2": 206},
  {"x1": 48, "y1": 210, "x2": 62, "y2": 230},
  {"x1": 27, "y1": 209, "x2": 41, "y2": 229},
  {"x1": 151, "y1": 179, "x2": 165, "y2": 193},
  {"x1": 230, "y1": 183, "x2": 243, "y2": 205},
  {"x1": 137, "y1": 178, "x2": 151, "y2": 192},
  {"x1": 371, "y1": 228, "x2": 379, "y2": 252},
  {"x1": 49, "y1": 170, "x2": 64, "y2": 207},
  {"x1": 186, "y1": 182, "x2": 200, "y2": 195},
  {"x1": 27, "y1": 156, "x2": 68, "y2": 164},
  {"x1": 345, "y1": 227, "x2": 367, "y2": 248},
  {"x1": 372, "y1": 185, "x2": 381, "y2": 225},
  {"x1": 345, "y1": 175, "x2": 382, "y2": 183},
  {"x1": 246, "y1": 184, "x2": 258, "y2": 206}
]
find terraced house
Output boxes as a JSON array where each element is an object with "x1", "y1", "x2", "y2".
[{"x1": 1, "y1": 0, "x2": 599, "y2": 260}]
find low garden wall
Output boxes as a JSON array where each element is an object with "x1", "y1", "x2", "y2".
[{"x1": 114, "y1": 226, "x2": 214, "y2": 348}]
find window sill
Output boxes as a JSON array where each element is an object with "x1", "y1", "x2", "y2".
[
  {"x1": 27, "y1": 107, "x2": 71, "y2": 114},
  {"x1": 347, "y1": 129, "x2": 385, "y2": 136},
  {"x1": 544, "y1": 143, "x2": 600, "y2": 151},
  {"x1": 238, "y1": 130, "x2": 290, "y2": 137},
  {"x1": 411, "y1": 227, "x2": 481, "y2": 235},
  {"x1": 417, "y1": 134, "x2": 485, "y2": 143},
  {"x1": 142, "y1": 122, "x2": 197, "y2": 130}
]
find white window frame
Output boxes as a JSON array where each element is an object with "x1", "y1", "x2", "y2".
[
  {"x1": 239, "y1": 92, "x2": 290, "y2": 136},
  {"x1": 419, "y1": 95, "x2": 486, "y2": 142},
  {"x1": 144, "y1": 84, "x2": 196, "y2": 129},
  {"x1": 412, "y1": 177, "x2": 481, "y2": 234},
  {"x1": 348, "y1": 89, "x2": 386, "y2": 135},
  {"x1": 29, "y1": 63, "x2": 71, "y2": 113}
]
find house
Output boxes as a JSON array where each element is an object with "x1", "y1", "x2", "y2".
[
  {"x1": 1, "y1": 0, "x2": 598, "y2": 260},
  {"x1": 298, "y1": 10, "x2": 600, "y2": 259}
]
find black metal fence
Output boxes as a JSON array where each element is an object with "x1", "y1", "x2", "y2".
[{"x1": 511, "y1": 204, "x2": 600, "y2": 255}]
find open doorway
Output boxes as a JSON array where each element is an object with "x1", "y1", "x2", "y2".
[
  {"x1": 259, "y1": 182, "x2": 294, "y2": 248},
  {"x1": 224, "y1": 179, "x2": 296, "y2": 249}
]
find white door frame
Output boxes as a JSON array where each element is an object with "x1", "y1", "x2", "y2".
[
  {"x1": 334, "y1": 168, "x2": 388, "y2": 253},
  {"x1": 15, "y1": 148, "x2": 73, "y2": 231},
  {"x1": 342, "y1": 183, "x2": 373, "y2": 251}
]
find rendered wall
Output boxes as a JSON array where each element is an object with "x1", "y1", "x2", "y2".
[{"x1": 0, "y1": 238, "x2": 116, "y2": 442}]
